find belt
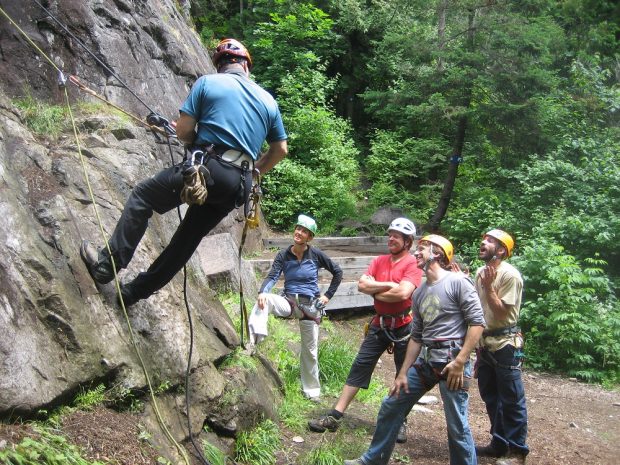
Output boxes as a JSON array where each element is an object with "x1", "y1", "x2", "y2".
[
  {"x1": 483, "y1": 325, "x2": 520, "y2": 337},
  {"x1": 425, "y1": 339, "x2": 463, "y2": 350},
  {"x1": 374, "y1": 311, "x2": 410, "y2": 329}
]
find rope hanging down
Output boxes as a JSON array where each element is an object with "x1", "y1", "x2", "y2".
[{"x1": 1, "y1": 3, "x2": 216, "y2": 464}]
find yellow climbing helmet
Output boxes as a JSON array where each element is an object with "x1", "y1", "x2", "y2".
[
  {"x1": 420, "y1": 234, "x2": 454, "y2": 263},
  {"x1": 484, "y1": 229, "x2": 514, "y2": 257}
]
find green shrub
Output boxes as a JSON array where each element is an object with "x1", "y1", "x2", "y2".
[{"x1": 513, "y1": 235, "x2": 620, "y2": 382}]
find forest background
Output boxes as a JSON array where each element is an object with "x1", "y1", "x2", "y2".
[{"x1": 190, "y1": 0, "x2": 620, "y2": 385}]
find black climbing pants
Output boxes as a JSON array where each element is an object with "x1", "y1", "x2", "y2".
[{"x1": 104, "y1": 156, "x2": 249, "y2": 301}]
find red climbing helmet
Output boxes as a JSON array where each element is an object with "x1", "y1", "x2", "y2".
[{"x1": 212, "y1": 38, "x2": 253, "y2": 69}]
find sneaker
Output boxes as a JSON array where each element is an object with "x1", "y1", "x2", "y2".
[
  {"x1": 496, "y1": 451, "x2": 527, "y2": 465},
  {"x1": 308, "y1": 413, "x2": 342, "y2": 432},
  {"x1": 343, "y1": 459, "x2": 365, "y2": 465},
  {"x1": 476, "y1": 443, "x2": 506, "y2": 458},
  {"x1": 308, "y1": 396, "x2": 321, "y2": 404},
  {"x1": 80, "y1": 240, "x2": 114, "y2": 284},
  {"x1": 396, "y1": 422, "x2": 407, "y2": 443}
]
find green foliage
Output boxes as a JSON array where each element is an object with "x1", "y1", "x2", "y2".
[
  {"x1": 261, "y1": 83, "x2": 360, "y2": 232},
  {"x1": 513, "y1": 236, "x2": 620, "y2": 382},
  {"x1": 0, "y1": 427, "x2": 104, "y2": 465},
  {"x1": 73, "y1": 384, "x2": 106, "y2": 410},
  {"x1": 248, "y1": 2, "x2": 340, "y2": 92},
  {"x1": 14, "y1": 94, "x2": 68, "y2": 138},
  {"x1": 235, "y1": 419, "x2": 281, "y2": 465},
  {"x1": 297, "y1": 426, "x2": 369, "y2": 465}
]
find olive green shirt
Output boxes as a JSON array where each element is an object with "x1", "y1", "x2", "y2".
[{"x1": 475, "y1": 261, "x2": 523, "y2": 352}]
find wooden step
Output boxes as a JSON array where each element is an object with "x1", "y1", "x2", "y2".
[{"x1": 263, "y1": 236, "x2": 389, "y2": 254}]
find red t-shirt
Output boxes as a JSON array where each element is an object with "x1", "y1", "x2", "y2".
[{"x1": 366, "y1": 254, "x2": 422, "y2": 327}]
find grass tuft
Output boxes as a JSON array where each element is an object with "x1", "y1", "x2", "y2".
[{"x1": 235, "y1": 419, "x2": 281, "y2": 465}]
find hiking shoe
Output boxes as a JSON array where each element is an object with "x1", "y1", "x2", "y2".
[
  {"x1": 476, "y1": 443, "x2": 506, "y2": 458},
  {"x1": 496, "y1": 451, "x2": 527, "y2": 465},
  {"x1": 308, "y1": 414, "x2": 342, "y2": 432},
  {"x1": 343, "y1": 459, "x2": 365, "y2": 465},
  {"x1": 117, "y1": 283, "x2": 138, "y2": 308},
  {"x1": 396, "y1": 422, "x2": 407, "y2": 443},
  {"x1": 80, "y1": 240, "x2": 114, "y2": 284}
]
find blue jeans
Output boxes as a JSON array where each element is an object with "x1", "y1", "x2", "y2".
[
  {"x1": 477, "y1": 345, "x2": 528, "y2": 456},
  {"x1": 361, "y1": 358, "x2": 476, "y2": 465}
]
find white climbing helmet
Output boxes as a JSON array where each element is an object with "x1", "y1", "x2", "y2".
[{"x1": 388, "y1": 217, "x2": 416, "y2": 238}]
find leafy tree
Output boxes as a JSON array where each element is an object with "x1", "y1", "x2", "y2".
[{"x1": 261, "y1": 69, "x2": 359, "y2": 232}]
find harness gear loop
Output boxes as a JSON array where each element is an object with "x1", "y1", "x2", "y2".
[{"x1": 179, "y1": 148, "x2": 213, "y2": 206}]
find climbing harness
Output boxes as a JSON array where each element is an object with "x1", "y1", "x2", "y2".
[
  {"x1": 415, "y1": 339, "x2": 470, "y2": 391},
  {"x1": 1, "y1": 2, "x2": 217, "y2": 463},
  {"x1": 284, "y1": 294, "x2": 326, "y2": 324},
  {"x1": 378, "y1": 312, "x2": 412, "y2": 343},
  {"x1": 483, "y1": 325, "x2": 521, "y2": 338},
  {"x1": 477, "y1": 346, "x2": 524, "y2": 371}
]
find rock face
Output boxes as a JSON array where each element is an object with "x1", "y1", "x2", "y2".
[
  {"x1": 0, "y1": 0, "x2": 277, "y2": 460},
  {"x1": 0, "y1": 0, "x2": 212, "y2": 119}
]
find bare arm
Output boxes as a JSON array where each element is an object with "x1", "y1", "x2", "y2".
[
  {"x1": 358, "y1": 274, "x2": 395, "y2": 295},
  {"x1": 441, "y1": 325, "x2": 484, "y2": 390},
  {"x1": 176, "y1": 112, "x2": 197, "y2": 145},
  {"x1": 374, "y1": 280, "x2": 416, "y2": 303},
  {"x1": 254, "y1": 140, "x2": 288, "y2": 175}
]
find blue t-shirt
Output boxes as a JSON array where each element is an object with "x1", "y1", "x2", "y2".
[{"x1": 180, "y1": 71, "x2": 287, "y2": 159}]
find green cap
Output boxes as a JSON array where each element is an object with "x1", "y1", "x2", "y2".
[{"x1": 296, "y1": 214, "x2": 317, "y2": 235}]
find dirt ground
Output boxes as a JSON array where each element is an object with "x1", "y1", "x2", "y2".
[
  {"x1": 1, "y1": 315, "x2": 619, "y2": 465},
  {"x1": 289, "y1": 316, "x2": 620, "y2": 465}
]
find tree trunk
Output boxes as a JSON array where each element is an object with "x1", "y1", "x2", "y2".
[
  {"x1": 427, "y1": 114, "x2": 468, "y2": 231},
  {"x1": 437, "y1": 0, "x2": 448, "y2": 73},
  {"x1": 426, "y1": 8, "x2": 475, "y2": 232}
]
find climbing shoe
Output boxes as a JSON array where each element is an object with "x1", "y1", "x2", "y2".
[
  {"x1": 396, "y1": 422, "x2": 407, "y2": 443},
  {"x1": 308, "y1": 413, "x2": 342, "y2": 433},
  {"x1": 117, "y1": 283, "x2": 138, "y2": 308},
  {"x1": 80, "y1": 240, "x2": 114, "y2": 284}
]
